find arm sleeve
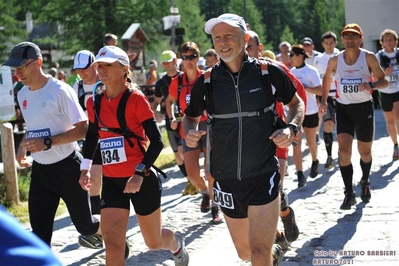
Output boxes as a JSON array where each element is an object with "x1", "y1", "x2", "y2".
[
  {"x1": 141, "y1": 118, "x2": 164, "y2": 168},
  {"x1": 82, "y1": 97, "x2": 99, "y2": 159},
  {"x1": 82, "y1": 121, "x2": 99, "y2": 159}
]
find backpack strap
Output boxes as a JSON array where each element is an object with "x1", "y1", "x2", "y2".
[
  {"x1": 175, "y1": 72, "x2": 184, "y2": 116},
  {"x1": 94, "y1": 87, "x2": 166, "y2": 178},
  {"x1": 78, "y1": 80, "x2": 92, "y2": 111}
]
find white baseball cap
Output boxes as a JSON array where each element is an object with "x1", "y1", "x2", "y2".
[
  {"x1": 73, "y1": 50, "x2": 95, "y2": 70},
  {"x1": 94, "y1": 46, "x2": 130, "y2": 66},
  {"x1": 204, "y1": 13, "x2": 247, "y2": 34}
]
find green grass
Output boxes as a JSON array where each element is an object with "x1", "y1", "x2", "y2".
[{"x1": 2, "y1": 126, "x2": 174, "y2": 223}]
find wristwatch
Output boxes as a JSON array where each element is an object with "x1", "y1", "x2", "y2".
[
  {"x1": 44, "y1": 138, "x2": 52, "y2": 150},
  {"x1": 287, "y1": 123, "x2": 299, "y2": 137},
  {"x1": 135, "y1": 163, "x2": 147, "y2": 177}
]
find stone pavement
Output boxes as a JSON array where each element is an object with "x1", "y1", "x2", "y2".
[{"x1": 43, "y1": 109, "x2": 399, "y2": 265}]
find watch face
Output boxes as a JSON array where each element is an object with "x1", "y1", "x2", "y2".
[
  {"x1": 45, "y1": 139, "x2": 51, "y2": 145},
  {"x1": 136, "y1": 164, "x2": 146, "y2": 172}
]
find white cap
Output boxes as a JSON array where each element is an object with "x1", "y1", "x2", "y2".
[
  {"x1": 198, "y1": 57, "x2": 205, "y2": 67},
  {"x1": 73, "y1": 50, "x2": 95, "y2": 70},
  {"x1": 94, "y1": 46, "x2": 130, "y2": 66},
  {"x1": 204, "y1": 13, "x2": 247, "y2": 34}
]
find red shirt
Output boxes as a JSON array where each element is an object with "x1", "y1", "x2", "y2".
[
  {"x1": 168, "y1": 69, "x2": 207, "y2": 138},
  {"x1": 86, "y1": 88, "x2": 154, "y2": 177}
]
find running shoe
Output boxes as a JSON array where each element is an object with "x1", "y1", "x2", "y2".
[
  {"x1": 173, "y1": 232, "x2": 189, "y2": 266},
  {"x1": 181, "y1": 181, "x2": 199, "y2": 196},
  {"x1": 297, "y1": 172, "x2": 307, "y2": 187},
  {"x1": 200, "y1": 194, "x2": 210, "y2": 213},
  {"x1": 360, "y1": 179, "x2": 371, "y2": 202},
  {"x1": 78, "y1": 233, "x2": 103, "y2": 249},
  {"x1": 272, "y1": 243, "x2": 283, "y2": 266},
  {"x1": 340, "y1": 191, "x2": 357, "y2": 210},
  {"x1": 324, "y1": 156, "x2": 333, "y2": 169},
  {"x1": 309, "y1": 159, "x2": 319, "y2": 178},
  {"x1": 275, "y1": 233, "x2": 289, "y2": 251},
  {"x1": 281, "y1": 206, "x2": 299, "y2": 242},
  {"x1": 393, "y1": 146, "x2": 399, "y2": 161},
  {"x1": 211, "y1": 206, "x2": 223, "y2": 224}
]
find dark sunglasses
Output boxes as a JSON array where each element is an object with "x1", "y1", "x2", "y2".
[
  {"x1": 181, "y1": 54, "x2": 198, "y2": 61},
  {"x1": 289, "y1": 53, "x2": 297, "y2": 58}
]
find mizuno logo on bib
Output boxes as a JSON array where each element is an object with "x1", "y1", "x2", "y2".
[
  {"x1": 26, "y1": 128, "x2": 51, "y2": 139},
  {"x1": 100, "y1": 136, "x2": 127, "y2": 165}
]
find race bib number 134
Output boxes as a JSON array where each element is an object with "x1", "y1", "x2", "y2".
[{"x1": 100, "y1": 136, "x2": 127, "y2": 165}]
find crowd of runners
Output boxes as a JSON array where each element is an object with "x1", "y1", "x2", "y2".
[{"x1": 2, "y1": 11, "x2": 399, "y2": 266}]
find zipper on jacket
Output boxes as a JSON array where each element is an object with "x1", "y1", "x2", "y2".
[{"x1": 227, "y1": 62, "x2": 244, "y2": 180}]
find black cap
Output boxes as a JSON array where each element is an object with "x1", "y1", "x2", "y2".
[
  {"x1": 2, "y1": 42, "x2": 42, "y2": 67},
  {"x1": 302, "y1": 37, "x2": 313, "y2": 45}
]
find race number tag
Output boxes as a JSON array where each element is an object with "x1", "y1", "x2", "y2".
[
  {"x1": 340, "y1": 78, "x2": 362, "y2": 93},
  {"x1": 390, "y1": 66, "x2": 399, "y2": 83},
  {"x1": 99, "y1": 136, "x2": 127, "y2": 165},
  {"x1": 26, "y1": 128, "x2": 51, "y2": 139},
  {"x1": 213, "y1": 183, "x2": 235, "y2": 209}
]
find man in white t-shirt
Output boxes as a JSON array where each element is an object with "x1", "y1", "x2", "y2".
[
  {"x1": 2, "y1": 42, "x2": 102, "y2": 248},
  {"x1": 314, "y1": 31, "x2": 339, "y2": 169},
  {"x1": 72, "y1": 50, "x2": 105, "y2": 245}
]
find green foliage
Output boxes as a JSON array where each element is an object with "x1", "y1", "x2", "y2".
[
  {"x1": 175, "y1": 0, "x2": 210, "y2": 55},
  {"x1": 0, "y1": 0, "x2": 346, "y2": 74},
  {"x1": 228, "y1": 0, "x2": 266, "y2": 44},
  {"x1": 0, "y1": 0, "x2": 27, "y2": 62}
]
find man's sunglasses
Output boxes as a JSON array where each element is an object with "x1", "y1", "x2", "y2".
[
  {"x1": 12, "y1": 59, "x2": 37, "y2": 71},
  {"x1": 181, "y1": 54, "x2": 198, "y2": 61}
]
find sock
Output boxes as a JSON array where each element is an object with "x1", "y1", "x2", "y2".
[
  {"x1": 340, "y1": 164, "x2": 353, "y2": 192},
  {"x1": 90, "y1": 195, "x2": 101, "y2": 215},
  {"x1": 171, "y1": 239, "x2": 182, "y2": 255},
  {"x1": 323, "y1": 132, "x2": 333, "y2": 156},
  {"x1": 178, "y1": 163, "x2": 187, "y2": 176},
  {"x1": 297, "y1": 171, "x2": 303, "y2": 176},
  {"x1": 200, "y1": 188, "x2": 209, "y2": 195},
  {"x1": 360, "y1": 159, "x2": 372, "y2": 181}
]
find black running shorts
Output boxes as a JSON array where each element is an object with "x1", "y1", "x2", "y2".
[
  {"x1": 335, "y1": 101, "x2": 374, "y2": 142},
  {"x1": 101, "y1": 171, "x2": 162, "y2": 216},
  {"x1": 302, "y1": 113, "x2": 319, "y2": 128},
  {"x1": 323, "y1": 96, "x2": 336, "y2": 123},
  {"x1": 213, "y1": 171, "x2": 280, "y2": 219},
  {"x1": 380, "y1": 91, "x2": 399, "y2": 112}
]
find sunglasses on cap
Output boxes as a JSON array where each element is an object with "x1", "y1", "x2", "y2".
[{"x1": 181, "y1": 54, "x2": 198, "y2": 61}]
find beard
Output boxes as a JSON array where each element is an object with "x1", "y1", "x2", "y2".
[{"x1": 219, "y1": 41, "x2": 243, "y2": 63}]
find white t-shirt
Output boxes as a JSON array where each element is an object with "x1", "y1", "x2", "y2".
[
  {"x1": 335, "y1": 49, "x2": 372, "y2": 104},
  {"x1": 314, "y1": 51, "x2": 338, "y2": 97},
  {"x1": 291, "y1": 64, "x2": 321, "y2": 115},
  {"x1": 376, "y1": 49, "x2": 399, "y2": 94},
  {"x1": 305, "y1": 50, "x2": 322, "y2": 67},
  {"x1": 18, "y1": 76, "x2": 87, "y2": 164}
]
